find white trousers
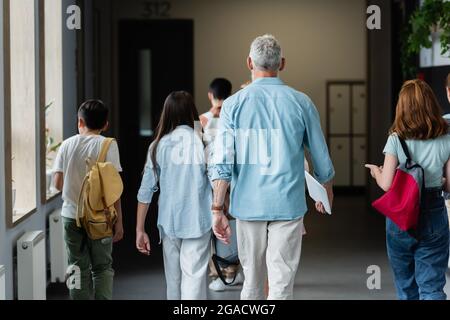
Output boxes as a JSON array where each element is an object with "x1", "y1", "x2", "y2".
[
  {"x1": 162, "y1": 231, "x2": 211, "y2": 300},
  {"x1": 237, "y1": 218, "x2": 304, "y2": 300}
]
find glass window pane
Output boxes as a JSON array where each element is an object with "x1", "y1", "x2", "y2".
[
  {"x1": 9, "y1": 0, "x2": 37, "y2": 220},
  {"x1": 139, "y1": 49, "x2": 153, "y2": 137},
  {"x1": 44, "y1": 0, "x2": 63, "y2": 199}
]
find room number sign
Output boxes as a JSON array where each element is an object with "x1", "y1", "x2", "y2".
[{"x1": 142, "y1": 1, "x2": 172, "y2": 18}]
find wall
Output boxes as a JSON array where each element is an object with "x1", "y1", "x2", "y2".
[
  {"x1": 0, "y1": 0, "x2": 78, "y2": 300},
  {"x1": 93, "y1": 0, "x2": 367, "y2": 134}
]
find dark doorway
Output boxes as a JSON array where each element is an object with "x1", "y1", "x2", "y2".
[{"x1": 116, "y1": 20, "x2": 194, "y2": 269}]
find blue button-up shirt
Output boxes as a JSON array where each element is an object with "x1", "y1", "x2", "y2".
[
  {"x1": 211, "y1": 77, "x2": 334, "y2": 221},
  {"x1": 137, "y1": 125, "x2": 212, "y2": 239}
]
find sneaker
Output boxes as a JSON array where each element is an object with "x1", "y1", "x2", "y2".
[
  {"x1": 209, "y1": 277, "x2": 229, "y2": 292},
  {"x1": 209, "y1": 271, "x2": 245, "y2": 292}
]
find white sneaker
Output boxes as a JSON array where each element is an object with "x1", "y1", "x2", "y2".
[
  {"x1": 209, "y1": 277, "x2": 229, "y2": 292},
  {"x1": 209, "y1": 271, "x2": 244, "y2": 292}
]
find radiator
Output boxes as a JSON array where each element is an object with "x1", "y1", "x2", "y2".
[
  {"x1": 17, "y1": 231, "x2": 46, "y2": 300},
  {"x1": 0, "y1": 265, "x2": 5, "y2": 300},
  {"x1": 49, "y1": 209, "x2": 68, "y2": 283}
]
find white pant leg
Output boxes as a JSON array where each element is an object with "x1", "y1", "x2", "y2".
[
  {"x1": 180, "y1": 231, "x2": 211, "y2": 300},
  {"x1": 266, "y1": 218, "x2": 303, "y2": 300},
  {"x1": 237, "y1": 220, "x2": 268, "y2": 300},
  {"x1": 162, "y1": 236, "x2": 182, "y2": 300}
]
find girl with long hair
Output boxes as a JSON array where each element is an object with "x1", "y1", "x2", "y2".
[
  {"x1": 135, "y1": 91, "x2": 212, "y2": 300},
  {"x1": 366, "y1": 79, "x2": 450, "y2": 300}
]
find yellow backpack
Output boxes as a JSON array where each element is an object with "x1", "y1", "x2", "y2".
[{"x1": 76, "y1": 138, "x2": 123, "y2": 240}]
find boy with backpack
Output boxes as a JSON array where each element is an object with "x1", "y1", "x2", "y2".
[{"x1": 53, "y1": 100, "x2": 124, "y2": 300}]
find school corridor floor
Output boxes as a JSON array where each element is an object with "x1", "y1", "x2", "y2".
[{"x1": 48, "y1": 194, "x2": 450, "y2": 300}]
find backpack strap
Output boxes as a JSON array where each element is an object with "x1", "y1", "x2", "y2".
[
  {"x1": 398, "y1": 136, "x2": 411, "y2": 161},
  {"x1": 98, "y1": 138, "x2": 115, "y2": 163}
]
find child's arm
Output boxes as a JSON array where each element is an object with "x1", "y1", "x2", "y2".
[
  {"x1": 53, "y1": 172, "x2": 64, "y2": 192},
  {"x1": 113, "y1": 199, "x2": 124, "y2": 243},
  {"x1": 365, "y1": 154, "x2": 398, "y2": 192},
  {"x1": 53, "y1": 142, "x2": 65, "y2": 191},
  {"x1": 136, "y1": 202, "x2": 151, "y2": 255}
]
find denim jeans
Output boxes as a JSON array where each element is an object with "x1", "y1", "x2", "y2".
[
  {"x1": 386, "y1": 193, "x2": 449, "y2": 300},
  {"x1": 63, "y1": 217, "x2": 114, "y2": 300}
]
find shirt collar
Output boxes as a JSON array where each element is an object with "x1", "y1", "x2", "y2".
[{"x1": 251, "y1": 77, "x2": 285, "y2": 85}]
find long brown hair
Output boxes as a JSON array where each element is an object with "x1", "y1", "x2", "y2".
[
  {"x1": 150, "y1": 91, "x2": 200, "y2": 176},
  {"x1": 390, "y1": 79, "x2": 448, "y2": 140}
]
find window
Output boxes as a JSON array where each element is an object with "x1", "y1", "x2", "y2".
[
  {"x1": 4, "y1": 0, "x2": 38, "y2": 225},
  {"x1": 139, "y1": 49, "x2": 153, "y2": 137},
  {"x1": 42, "y1": 0, "x2": 63, "y2": 201}
]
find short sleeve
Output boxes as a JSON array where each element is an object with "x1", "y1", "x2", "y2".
[
  {"x1": 52, "y1": 141, "x2": 65, "y2": 173},
  {"x1": 137, "y1": 144, "x2": 159, "y2": 204},
  {"x1": 106, "y1": 140, "x2": 123, "y2": 172},
  {"x1": 383, "y1": 134, "x2": 398, "y2": 157}
]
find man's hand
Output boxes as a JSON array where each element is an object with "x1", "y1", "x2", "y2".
[
  {"x1": 316, "y1": 180, "x2": 333, "y2": 214},
  {"x1": 113, "y1": 221, "x2": 124, "y2": 243},
  {"x1": 212, "y1": 212, "x2": 231, "y2": 244},
  {"x1": 136, "y1": 230, "x2": 151, "y2": 255},
  {"x1": 315, "y1": 201, "x2": 326, "y2": 214}
]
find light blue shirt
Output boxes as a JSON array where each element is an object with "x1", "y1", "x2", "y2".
[
  {"x1": 137, "y1": 125, "x2": 212, "y2": 239},
  {"x1": 383, "y1": 133, "x2": 450, "y2": 188},
  {"x1": 211, "y1": 77, "x2": 335, "y2": 221}
]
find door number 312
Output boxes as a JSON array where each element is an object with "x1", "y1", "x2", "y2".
[{"x1": 142, "y1": 1, "x2": 171, "y2": 18}]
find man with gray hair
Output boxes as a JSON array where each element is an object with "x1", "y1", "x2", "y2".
[{"x1": 210, "y1": 34, "x2": 335, "y2": 300}]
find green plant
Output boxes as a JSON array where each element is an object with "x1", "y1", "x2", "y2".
[
  {"x1": 45, "y1": 102, "x2": 62, "y2": 168},
  {"x1": 401, "y1": 0, "x2": 450, "y2": 79}
]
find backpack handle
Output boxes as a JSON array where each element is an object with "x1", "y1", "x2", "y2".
[{"x1": 98, "y1": 138, "x2": 115, "y2": 163}]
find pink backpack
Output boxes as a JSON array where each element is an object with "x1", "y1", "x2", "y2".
[{"x1": 372, "y1": 137, "x2": 424, "y2": 232}]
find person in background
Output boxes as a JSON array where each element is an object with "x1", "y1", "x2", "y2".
[
  {"x1": 53, "y1": 100, "x2": 124, "y2": 300},
  {"x1": 211, "y1": 34, "x2": 334, "y2": 300},
  {"x1": 200, "y1": 78, "x2": 233, "y2": 142},
  {"x1": 366, "y1": 79, "x2": 450, "y2": 300},
  {"x1": 200, "y1": 78, "x2": 245, "y2": 292},
  {"x1": 135, "y1": 91, "x2": 212, "y2": 300}
]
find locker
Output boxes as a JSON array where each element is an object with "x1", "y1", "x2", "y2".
[
  {"x1": 352, "y1": 85, "x2": 367, "y2": 135},
  {"x1": 329, "y1": 137, "x2": 350, "y2": 186},
  {"x1": 329, "y1": 85, "x2": 350, "y2": 135},
  {"x1": 352, "y1": 137, "x2": 367, "y2": 186}
]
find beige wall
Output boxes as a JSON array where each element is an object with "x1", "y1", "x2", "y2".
[{"x1": 108, "y1": 0, "x2": 367, "y2": 131}]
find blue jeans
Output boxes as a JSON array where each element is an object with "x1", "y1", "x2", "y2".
[{"x1": 386, "y1": 193, "x2": 449, "y2": 300}]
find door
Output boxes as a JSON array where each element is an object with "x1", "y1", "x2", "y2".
[{"x1": 118, "y1": 20, "x2": 194, "y2": 257}]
